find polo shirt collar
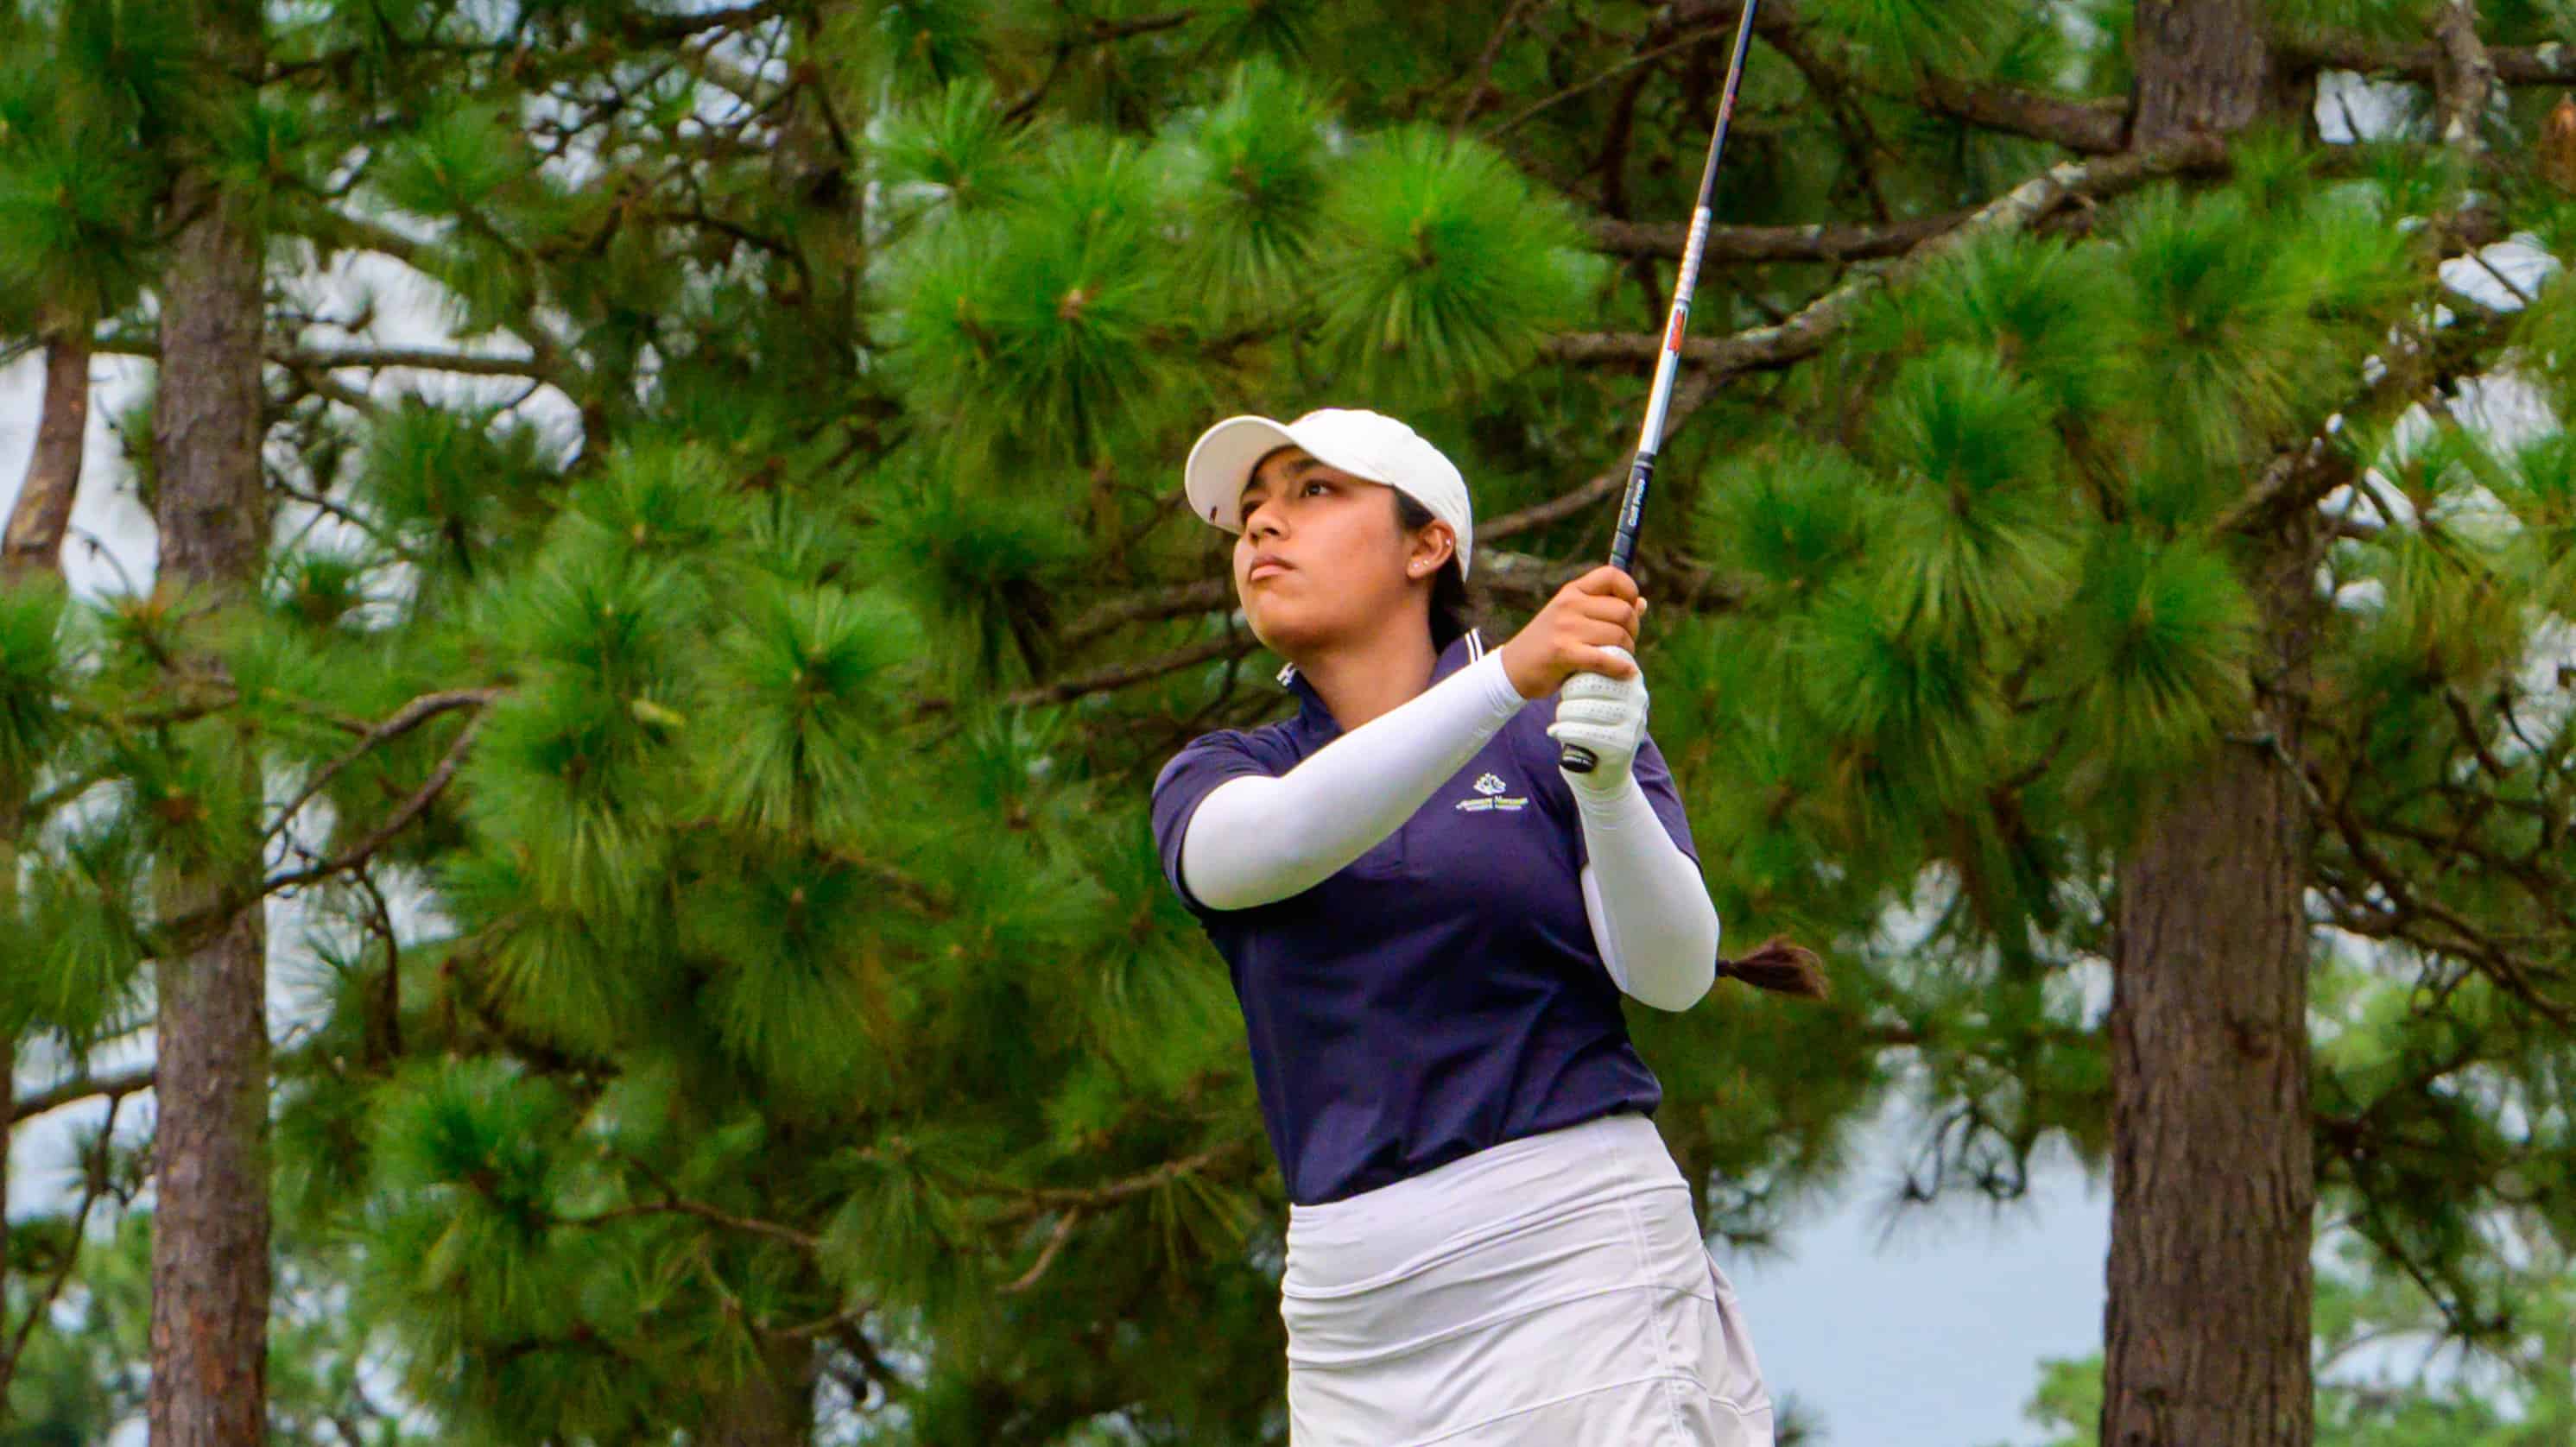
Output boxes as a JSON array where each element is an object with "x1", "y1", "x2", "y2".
[{"x1": 1281, "y1": 629, "x2": 1488, "y2": 739}]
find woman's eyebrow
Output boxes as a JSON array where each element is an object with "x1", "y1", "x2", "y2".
[{"x1": 1240, "y1": 458, "x2": 1328, "y2": 509}]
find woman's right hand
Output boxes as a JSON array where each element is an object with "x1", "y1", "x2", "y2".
[{"x1": 1498, "y1": 566, "x2": 1646, "y2": 700}]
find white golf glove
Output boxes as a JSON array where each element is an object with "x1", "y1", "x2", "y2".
[{"x1": 1547, "y1": 647, "x2": 1649, "y2": 793}]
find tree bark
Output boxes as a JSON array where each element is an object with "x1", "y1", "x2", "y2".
[
  {"x1": 4, "y1": 334, "x2": 92, "y2": 575},
  {"x1": 147, "y1": 3, "x2": 274, "y2": 1445},
  {"x1": 2104, "y1": 11, "x2": 2314, "y2": 1446},
  {"x1": 2131, "y1": 0, "x2": 2272, "y2": 144}
]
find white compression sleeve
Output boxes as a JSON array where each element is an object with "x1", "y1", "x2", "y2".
[
  {"x1": 1574, "y1": 777, "x2": 1720, "y2": 1011},
  {"x1": 1179, "y1": 650, "x2": 1527, "y2": 911}
]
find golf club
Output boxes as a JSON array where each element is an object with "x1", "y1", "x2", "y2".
[{"x1": 1561, "y1": 0, "x2": 1762, "y2": 774}]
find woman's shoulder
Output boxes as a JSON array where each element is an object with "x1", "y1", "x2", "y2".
[{"x1": 1155, "y1": 720, "x2": 1300, "y2": 789}]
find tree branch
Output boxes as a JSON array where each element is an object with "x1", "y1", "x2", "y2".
[
  {"x1": 264, "y1": 711, "x2": 487, "y2": 894},
  {"x1": 1547, "y1": 139, "x2": 2225, "y2": 374},
  {"x1": 1051, "y1": 150, "x2": 2215, "y2": 665},
  {"x1": 618, "y1": 0, "x2": 788, "y2": 44},
  {"x1": 264, "y1": 688, "x2": 505, "y2": 850},
  {"x1": 1002, "y1": 10, "x2": 1198, "y2": 125},
  {"x1": 1661, "y1": 0, "x2": 2129, "y2": 152},
  {"x1": 559, "y1": 1197, "x2": 822, "y2": 1251},
  {"x1": 2282, "y1": 32, "x2": 2576, "y2": 85},
  {"x1": 1482, "y1": 371, "x2": 1720, "y2": 542},
  {"x1": 999, "y1": 1210, "x2": 1083, "y2": 1295},
  {"x1": 1455, "y1": 0, "x2": 1557, "y2": 126},
  {"x1": 2, "y1": 1096, "x2": 122, "y2": 1391},
  {"x1": 985, "y1": 1142, "x2": 1246, "y2": 1224},
  {"x1": 1003, "y1": 634, "x2": 1256, "y2": 710},
  {"x1": 1060, "y1": 578, "x2": 1235, "y2": 649},
  {"x1": 1590, "y1": 209, "x2": 1969, "y2": 263},
  {"x1": 95, "y1": 332, "x2": 554, "y2": 382},
  {"x1": 1914, "y1": 73, "x2": 2129, "y2": 155},
  {"x1": 8, "y1": 1066, "x2": 155, "y2": 1124},
  {"x1": 282, "y1": 344, "x2": 550, "y2": 379}
]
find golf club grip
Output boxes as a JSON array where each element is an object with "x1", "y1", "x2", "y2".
[
  {"x1": 1563, "y1": 453, "x2": 1659, "y2": 776},
  {"x1": 1609, "y1": 453, "x2": 1655, "y2": 576}
]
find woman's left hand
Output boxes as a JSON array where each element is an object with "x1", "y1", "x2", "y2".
[{"x1": 1547, "y1": 647, "x2": 1648, "y2": 793}]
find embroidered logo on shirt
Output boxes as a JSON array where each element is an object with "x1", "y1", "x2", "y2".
[{"x1": 1457, "y1": 772, "x2": 1529, "y2": 813}]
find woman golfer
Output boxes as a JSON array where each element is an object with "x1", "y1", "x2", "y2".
[{"x1": 1150, "y1": 408, "x2": 1775, "y2": 1446}]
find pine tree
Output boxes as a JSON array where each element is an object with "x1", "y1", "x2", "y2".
[
  {"x1": 6, "y1": 1, "x2": 2576, "y2": 1443},
  {"x1": 145, "y1": 0, "x2": 279, "y2": 1438}
]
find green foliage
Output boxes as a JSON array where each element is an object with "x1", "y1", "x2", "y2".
[
  {"x1": 11, "y1": 812, "x2": 149, "y2": 1049},
  {"x1": 825, "y1": 0, "x2": 994, "y2": 99},
  {"x1": 885, "y1": 133, "x2": 1194, "y2": 458},
  {"x1": 2050, "y1": 531, "x2": 2260, "y2": 784},
  {"x1": 0, "y1": 579, "x2": 67, "y2": 777},
  {"x1": 1864, "y1": 344, "x2": 2077, "y2": 641},
  {"x1": 1167, "y1": 61, "x2": 1334, "y2": 325},
  {"x1": 1697, "y1": 443, "x2": 1874, "y2": 594},
  {"x1": 9, "y1": 2, "x2": 2576, "y2": 1443},
  {"x1": 873, "y1": 76, "x2": 1028, "y2": 224},
  {"x1": 867, "y1": 467, "x2": 1081, "y2": 685},
  {"x1": 52, "y1": 0, "x2": 199, "y2": 142},
  {"x1": 1799, "y1": 0, "x2": 2023, "y2": 79},
  {"x1": 0, "y1": 134, "x2": 155, "y2": 324},
  {"x1": 378, "y1": 104, "x2": 539, "y2": 218},
  {"x1": 699, "y1": 579, "x2": 915, "y2": 844},
  {"x1": 0, "y1": 6, "x2": 167, "y2": 331},
  {"x1": 1313, "y1": 124, "x2": 1603, "y2": 400}
]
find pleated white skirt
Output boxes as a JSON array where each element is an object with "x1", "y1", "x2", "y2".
[{"x1": 1282, "y1": 1113, "x2": 1774, "y2": 1447}]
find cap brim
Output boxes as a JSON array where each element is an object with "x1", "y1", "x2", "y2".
[{"x1": 1182, "y1": 415, "x2": 1305, "y2": 533}]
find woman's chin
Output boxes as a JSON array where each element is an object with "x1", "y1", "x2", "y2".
[{"x1": 1248, "y1": 610, "x2": 1329, "y2": 657}]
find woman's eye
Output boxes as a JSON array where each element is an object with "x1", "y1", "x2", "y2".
[{"x1": 1303, "y1": 480, "x2": 1331, "y2": 497}]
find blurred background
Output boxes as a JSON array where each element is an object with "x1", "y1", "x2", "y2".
[{"x1": 5, "y1": 2, "x2": 2576, "y2": 1444}]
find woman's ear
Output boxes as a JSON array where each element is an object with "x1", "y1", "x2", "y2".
[{"x1": 1406, "y1": 523, "x2": 1455, "y2": 578}]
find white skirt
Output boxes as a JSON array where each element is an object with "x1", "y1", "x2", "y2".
[{"x1": 1282, "y1": 1113, "x2": 1775, "y2": 1447}]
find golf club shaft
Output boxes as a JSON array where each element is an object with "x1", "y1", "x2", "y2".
[{"x1": 1564, "y1": 0, "x2": 1760, "y2": 774}]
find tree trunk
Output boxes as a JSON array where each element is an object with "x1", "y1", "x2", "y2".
[
  {"x1": 147, "y1": 4, "x2": 273, "y2": 1445},
  {"x1": 2103, "y1": 10, "x2": 2316, "y2": 1447},
  {"x1": 4, "y1": 333, "x2": 92, "y2": 575},
  {"x1": 2131, "y1": 0, "x2": 2272, "y2": 145}
]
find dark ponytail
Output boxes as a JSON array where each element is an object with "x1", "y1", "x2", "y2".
[
  {"x1": 1716, "y1": 937, "x2": 1831, "y2": 1000},
  {"x1": 1391, "y1": 491, "x2": 1478, "y2": 654}
]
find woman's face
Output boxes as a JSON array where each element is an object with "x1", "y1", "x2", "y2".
[{"x1": 1233, "y1": 447, "x2": 1450, "y2": 655}]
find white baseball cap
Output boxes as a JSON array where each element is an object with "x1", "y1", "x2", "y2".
[{"x1": 1182, "y1": 408, "x2": 1476, "y2": 578}]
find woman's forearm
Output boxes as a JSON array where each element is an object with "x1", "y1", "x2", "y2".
[
  {"x1": 1575, "y1": 777, "x2": 1719, "y2": 1010},
  {"x1": 1180, "y1": 651, "x2": 1525, "y2": 910}
]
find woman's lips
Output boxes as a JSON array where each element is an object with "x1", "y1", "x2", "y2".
[{"x1": 1247, "y1": 558, "x2": 1292, "y2": 582}]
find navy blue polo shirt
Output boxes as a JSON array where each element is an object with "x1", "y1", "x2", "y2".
[{"x1": 1149, "y1": 630, "x2": 1700, "y2": 1205}]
